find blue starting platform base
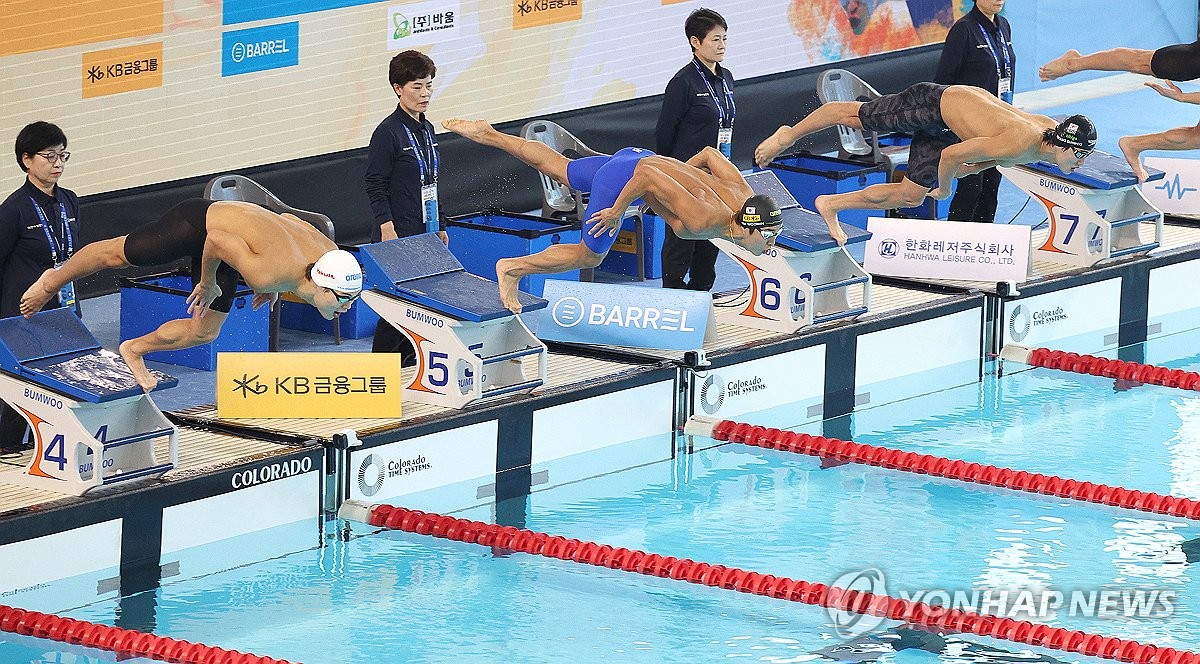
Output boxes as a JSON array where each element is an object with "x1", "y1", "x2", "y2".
[
  {"x1": 360, "y1": 234, "x2": 548, "y2": 322},
  {"x1": 0, "y1": 308, "x2": 178, "y2": 496},
  {"x1": 999, "y1": 150, "x2": 1164, "y2": 268},
  {"x1": 710, "y1": 171, "x2": 872, "y2": 334},
  {"x1": 1026, "y1": 150, "x2": 1165, "y2": 189},
  {"x1": 0, "y1": 308, "x2": 176, "y2": 403},
  {"x1": 358, "y1": 234, "x2": 548, "y2": 410}
]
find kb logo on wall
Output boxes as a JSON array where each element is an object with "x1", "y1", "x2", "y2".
[{"x1": 699, "y1": 373, "x2": 726, "y2": 415}]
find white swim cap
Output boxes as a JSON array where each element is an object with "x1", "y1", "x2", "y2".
[{"x1": 310, "y1": 250, "x2": 363, "y2": 292}]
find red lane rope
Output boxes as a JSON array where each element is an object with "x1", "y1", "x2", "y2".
[
  {"x1": 709, "y1": 420, "x2": 1200, "y2": 521},
  {"x1": 1026, "y1": 348, "x2": 1200, "y2": 391},
  {"x1": 360, "y1": 503, "x2": 1199, "y2": 664},
  {"x1": 0, "y1": 605, "x2": 297, "y2": 664}
]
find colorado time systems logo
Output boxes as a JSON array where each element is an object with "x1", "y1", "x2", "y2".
[
  {"x1": 699, "y1": 374, "x2": 726, "y2": 414},
  {"x1": 1007, "y1": 303, "x2": 1068, "y2": 343}
]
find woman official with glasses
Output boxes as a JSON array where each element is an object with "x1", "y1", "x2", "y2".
[{"x1": 0, "y1": 121, "x2": 80, "y2": 453}]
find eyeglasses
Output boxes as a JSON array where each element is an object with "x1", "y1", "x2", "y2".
[
  {"x1": 35, "y1": 151, "x2": 70, "y2": 164},
  {"x1": 329, "y1": 288, "x2": 361, "y2": 305}
]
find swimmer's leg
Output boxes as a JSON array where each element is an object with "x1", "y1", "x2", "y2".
[
  {"x1": 495, "y1": 243, "x2": 605, "y2": 314},
  {"x1": 20, "y1": 237, "x2": 132, "y2": 317},
  {"x1": 119, "y1": 311, "x2": 228, "y2": 391},
  {"x1": 1039, "y1": 48, "x2": 1154, "y2": 81},
  {"x1": 814, "y1": 178, "x2": 932, "y2": 246},
  {"x1": 1119, "y1": 123, "x2": 1200, "y2": 183},
  {"x1": 755, "y1": 101, "x2": 864, "y2": 167},
  {"x1": 443, "y1": 119, "x2": 571, "y2": 186}
]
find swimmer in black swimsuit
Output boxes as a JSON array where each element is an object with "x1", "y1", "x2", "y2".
[
  {"x1": 1040, "y1": 40, "x2": 1200, "y2": 82},
  {"x1": 21, "y1": 199, "x2": 362, "y2": 390}
]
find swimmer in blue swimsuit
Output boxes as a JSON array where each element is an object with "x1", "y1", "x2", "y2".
[{"x1": 443, "y1": 119, "x2": 783, "y2": 313}]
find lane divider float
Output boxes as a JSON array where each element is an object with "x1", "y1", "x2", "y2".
[
  {"x1": 340, "y1": 500, "x2": 1198, "y2": 664},
  {"x1": 684, "y1": 416, "x2": 1200, "y2": 521},
  {"x1": 1000, "y1": 344, "x2": 1200, "y2": 390},
  {"x1": 0, "y1": 605, "x2": 296, "y2": 664}
]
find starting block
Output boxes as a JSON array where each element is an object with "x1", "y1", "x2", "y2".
[
  {"x1": 998, "y1": 151, "x2": 1164, "y2": 268},
  {"x1": 0, "y1": 309, "x2": 178, "y2": 496},
  {"x1": 711, "y1": 171, "x2": 873, "y2": 334},
  {"x1": 359, "y1": 235, "x2": 549, "y2": 410}
]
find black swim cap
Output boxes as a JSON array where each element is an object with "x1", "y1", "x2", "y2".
[
  {"x1": 738, "y1": 194, "x2": 782, "y2": 228},
  {"x1": 1050, "y1": 114, "x2": 1097, "y2": 152}
]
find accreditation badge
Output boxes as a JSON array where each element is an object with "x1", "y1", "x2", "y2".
[{"x1": 421, "y1": 183, "x2": 439, "y2": 234}]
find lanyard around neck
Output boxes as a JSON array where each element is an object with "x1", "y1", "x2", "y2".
[
  {"x1": 691, "y1": 58, "x2": 736, "y2": 128},
  {"x1": 403, "y1": 123, "x2": 438, "y2": 186},
  {"x1": 28, "y1": 195, "x2": 73, "y2": 264}
]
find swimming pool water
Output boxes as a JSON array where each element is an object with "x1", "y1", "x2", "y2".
[{"x1": 5, "y1": 328, "x2": 1200, "y2": 663}]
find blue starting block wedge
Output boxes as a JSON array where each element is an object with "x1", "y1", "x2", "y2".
[
  {"x1": 710, "y1": 170, "x2": 873, "y2": 333},
  {"x1": 774, "y1": 207, "x2": 872, "y2": 253},
  {"x1": 357, "y1": 234, "x2": 549, "y2": 410},
  {"x1": 1026, "y1": 150, "x2": 1165, "y2": 190},
  {"x1": 999, "y1": 150, "x2": 1164, "y2": 268},
  {"x1": 0, "y1": 308, "x2": 178, "y2": 496},
  {"x1": 360, "y1": 234, "x2": 548, "y2": 323},
  {"x1": 0, "y1": 309, "x2": 177, "y2": 403}
]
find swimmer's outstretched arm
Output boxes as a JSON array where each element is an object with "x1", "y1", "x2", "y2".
[{"x1": 931, "y1": 138, "x2": 1015, "y2": 198}]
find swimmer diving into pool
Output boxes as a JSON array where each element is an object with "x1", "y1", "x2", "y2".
[
  {"x1": 753, "y1": 83, "x2": 1096, "y2": 240},
  {"x1": 442, "y1": 119, "x2": 783, "y2": 314},
  {"x1": 19, "y1": 199, "x2": 363, "y2": 391}
]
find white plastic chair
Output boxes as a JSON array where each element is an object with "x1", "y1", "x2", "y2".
[
  {"x1": 817, "y1": 69, "x2": 910, "y2": 178},
  {"x1": 204, "y1": 174, "x2": 335, "y2": 241},
  {"x1": 519, "y1": 120, "x2": 601, "y2": 220}
]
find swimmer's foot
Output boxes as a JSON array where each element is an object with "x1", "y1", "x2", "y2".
[
  {"x1": 754, "y1": 127, "x2": 794, "y2": 168},
  {"x1": 442, "y1": 119, "x2": 499, "y2": 145},
  {"x1": 19, "y1": 269, "x2": 57, "y2": 317},
  {"x1": 1039, "y1": 49, "x2": 1081, "y2": 82},
  {"x1": 495, "y1": 257, "x2": 524, "y2": 314},
  {"x1": 814, "y1": 196, "x2": 848, "y2": 246},
  {"x1": 1118, "y1": 136, "x2": 1148, "y2": 183},
  {"x1": 119, "y1": 340, "x2": 158, "y2": 392}
]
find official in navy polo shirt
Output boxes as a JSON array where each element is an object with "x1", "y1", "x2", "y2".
[
  {"x1": 364, "y1": 50, "x2": 445, "y2": 364},
  {"x1": 934, "y1": 0, "x2": 1015, "y2": 223},
  {"x1": 655, "y1": 8, "x2": 735, "y2": 293},
  {"x1": 0, "y1": 121, "x2": 79, "y2": 451}
]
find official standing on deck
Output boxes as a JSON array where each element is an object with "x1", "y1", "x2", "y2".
[
  {"x1": 0, "y1": 121, "x2": 79, "y2": 452},
  {"x1": 364, "y1": 50, "x2": 446, "y2": 364},
  {"x1": 656, "y1": 8, "x2": 735, "y2": 292},
  {"x1": 934, "y1": 0, "x2": 1014, "y2": 223}
]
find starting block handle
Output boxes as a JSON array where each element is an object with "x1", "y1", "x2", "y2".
[
  {"x1": 103, "y1": 427, "x2": 174, "y2": 450},
  {"x1": 812, "y1": 275, "x2": 870, "y2": 294},
  {"x1": 482, "y1": 378, "x2": 545, "y2": 399},
  {"x1": 102, "y1": 462, "x2": 174, "y2": 486},
  {"x1": 1108, "y1": 212, "x2": 1160, "y2": 229},
  {"x1": 1110, "y1": 242, "x2": 1159, "y2": 258},
  {"x1": 813, "y1": 306, "x2": 869, "y2": 325},
  {"x1": 481, "y1": 345, "x2": 544, "y2": 365}
]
